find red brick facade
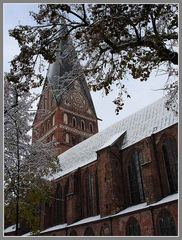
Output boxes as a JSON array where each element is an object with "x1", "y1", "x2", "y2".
[
  {"x1": 31, "y1": 43, "x2": 178, "y2": 236},
  {"x1": 32, "y1": 79, "x2": 98, "y2": 156},
  {"x1": 39, "y1": 122, "x2": 178, "y2": 236}
]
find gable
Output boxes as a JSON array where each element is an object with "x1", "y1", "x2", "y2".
[
  {"x1": 33, "y1": 78, "x2": 57, "y2": 126},
  {"x1": 61, "y1": 80, "x2": 96, "y2": 117}
]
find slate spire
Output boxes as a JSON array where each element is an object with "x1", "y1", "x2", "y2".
[{"x1": 46, "y1": 18, "x2": 96, "y2": 116}]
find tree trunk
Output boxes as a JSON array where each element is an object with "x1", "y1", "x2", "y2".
[{"x1": 15, "y1": 89, "x2": 20, "y2": 236}]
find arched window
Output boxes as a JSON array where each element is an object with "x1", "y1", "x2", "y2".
[
  {"x1": 51, "y1": 133, "x2": 55, "y2": 142},
  {"x1": 89, "y1": 123, "x2": 94, "y2": 132},
  {"x1": 69, "y1": 229, "x2": 77, "y2": 236},
  {"x1": 162, "y1": 137, "x2": 178, "y2": 193},
  {"x1": 84, "y1": 172, "x2": 95, "y2": 217},
  {"x1": 157, "y1": 209, "x2": 177, "y2": 236},
  {"x1": 63, "y1": 113, "x2": 68, "y2": 124},
  {"x1": 67, "y1": 174, "x2": 74, "y2": 194},
  {"x1": 55, "y1": 183, "x2": 63, "y2": 224},
  {"x1": 72, "y1": 117, "x2": 77, "y2": 127},
  {"x1": 81, "y1": 120, "x2": 85, "y2": 131},
  {"x1": 52, "y1": 114, "x2": 55, "y2": 126},
  {"x1": 100, "y1": 224, "x2": 111, "y2": 236},
  {"x1": 65, "y1": 133, "x2": 70, "y2": 143},
  {"x1": 126, "y1": 217, "x2": 141, "y2": 236},
  {"x1": 71, "y1": 136, "x2": 76, "y2": 145},
  {"x1": 128, "y1": 150, "x2": 144, "y2": 205},
  {"x1": 84, "y1": 227, "x2": 95, "y2": 236}
]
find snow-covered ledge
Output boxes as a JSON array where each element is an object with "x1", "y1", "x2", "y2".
[{"x1": 40, "y1": 193, "x2": 178, "y2": 234}]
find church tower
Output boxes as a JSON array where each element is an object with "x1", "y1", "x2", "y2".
[{"x1": 32, "y1": 27, "x2": 98, "y2": 156}]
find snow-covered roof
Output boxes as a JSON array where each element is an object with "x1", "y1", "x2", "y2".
[
  {"x1": 21, "y1": 232, "x2": 32, "y2": 236},
  {"x1": 49, "y1": 97, "x2": 177, "y2": 180},
  {"x1": 4, "y1": 224, "x2": 16, "y2": 233},
  {"x1": 41, "y1": 224, "x2": 67, "y2": 234},
  {"x1": 40, "y1": 193, "x2": 178, "y2": 234}
]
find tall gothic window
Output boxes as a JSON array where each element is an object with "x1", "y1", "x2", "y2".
[
  {"x1": 126, "y1": 217, "x2": 141, "y2": 236},
  {"x1": 55, "y1": 183, "x2": 63, "y2": 224},
  {"x1": 84, "y1": 227, "x2": 95, "y2": 236},
  {"x1": 65, "y1": 133, "x2": 70, "y2": 143},
  {"x1": 69, "y1": 230, "x2": 77, "y2": 236},
  {"x1": 84, "y1": 172, "x2": 95, "y2": 217},
  {"x1": 81, "y1": 120, "x2": 85, "y2": 130},
  {"x1": 128, "y1": 150, "x2": 144, "y2": 205},
  {"x1": 52, "y1": 114, "x2": 55, "y2": 126},
  {"x1": 162, "y1": 137, "x2": 178, "y2": 193},
  {"x1": 72, "y1": 117, "x2": 77, "y2": 127},
  {"x1": 89, "y1": 123, "x2": 94, "y2": 132},
  {"x1": 63, "y1": 113, "x2": 68, "y2": 124},
  {"x1": 100, "y1": 224, "x2": 111, "y2": 236},
  {"x1": 157, "y1": 209, "x2": 177, "y2": 236}
]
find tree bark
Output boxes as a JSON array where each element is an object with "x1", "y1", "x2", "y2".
[{"x1": 15, "y1": 90, "x2": 20, "y2": 236}]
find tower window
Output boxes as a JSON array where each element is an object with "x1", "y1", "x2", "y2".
[
  {"x1": 52, "y1": 114, "x2": 55, "y2": 126},
  {"x1": 47, "y1": 120, "x2": 50, "y2": 131},
  {"x1": 71, "y1": 136, "x2": 76, "y2": 145},
  {"x1": 51, "y1": 133, "x2": 55, "y2": 141},
  {"x1": 65, "y1": 133, "x2": 70, "y2": 143},
  {"x1": 89, "y1": 123, "x2": 94, "y2": 132},
  {"x1": 81, "y1": 120, "x2": 85, "y2": 130},
  {"x1": 72, "y1": 117, "x2": 77, "y2": 127},
  {"x1": 63, "y1": 113, "x2": 68, "y2": 125}
]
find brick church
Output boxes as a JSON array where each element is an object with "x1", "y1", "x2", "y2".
[{"x1": 30, "y1": 30, "x2": 178, "y2": 236}]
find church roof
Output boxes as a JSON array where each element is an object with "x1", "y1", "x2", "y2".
[{"x1": 49, "y1": 97, "x2": 178, "y2": 180}]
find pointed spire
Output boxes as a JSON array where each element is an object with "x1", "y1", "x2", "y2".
[{"x1": 46, "y1": 16, "x2": 97, "y2": 116}]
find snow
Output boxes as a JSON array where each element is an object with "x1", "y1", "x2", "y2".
[
  {"x1": 115, "y1": 203, "x2": 148, "y2": 216},
  {"x1": 114, "y1": 193, "x2": 178, "y2": 218},
  {"x1": 150, "y1": 193, "x2": 178, "y2": 206},
  {"x1": 49, "y1": 97, "x2": 177, "y2": 180},
  {"x1": 41, "y1": 223, "x2": 67, "y2": 233},
  {"x1": 21, "y1": 232, "x2": 32, "y2": 236},
  {"x1": 98, "y1": 131, "x2": 126, "y2": 151},
  {"x1": 40, "y1": 193, "x2": 178, "y2": 233},
  {"x1": 4, "y1": 224, "x2": 17, "y2": 233},
  {"x1": 69, "y1": 215, "x2": 101, "y2": 227}
]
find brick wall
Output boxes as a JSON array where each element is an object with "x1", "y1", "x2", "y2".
[
  {"x1": 40, "y1": 201, "x2": 177, "y2": 236},
  {"x1": 40, "y1": 124, "x2": 178, "y2": 236}
]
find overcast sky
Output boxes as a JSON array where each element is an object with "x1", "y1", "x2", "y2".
[{"x1": 4, "y1": 3, "x2": 170, "y2": 131}]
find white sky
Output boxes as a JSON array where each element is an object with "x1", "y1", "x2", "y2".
[{"x1": 3, "y1": 3, "x2": 170, "y2": 131}]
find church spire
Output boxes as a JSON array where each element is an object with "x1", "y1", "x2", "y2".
[
  {"x1": 46, "y1": 19, "x2": 96, "y2": 116},
  {"x1": 32, "y1": 18, "x2": 98, "y2": 155}
]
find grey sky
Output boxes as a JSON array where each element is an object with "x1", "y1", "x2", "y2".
[{"x1": 4, "y1": 3, "x2": 170, "y2": 131}]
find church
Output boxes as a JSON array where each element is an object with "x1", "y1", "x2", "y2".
[{"x1": 19, "y1": 30, "x2": 178, "y2": 236}]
